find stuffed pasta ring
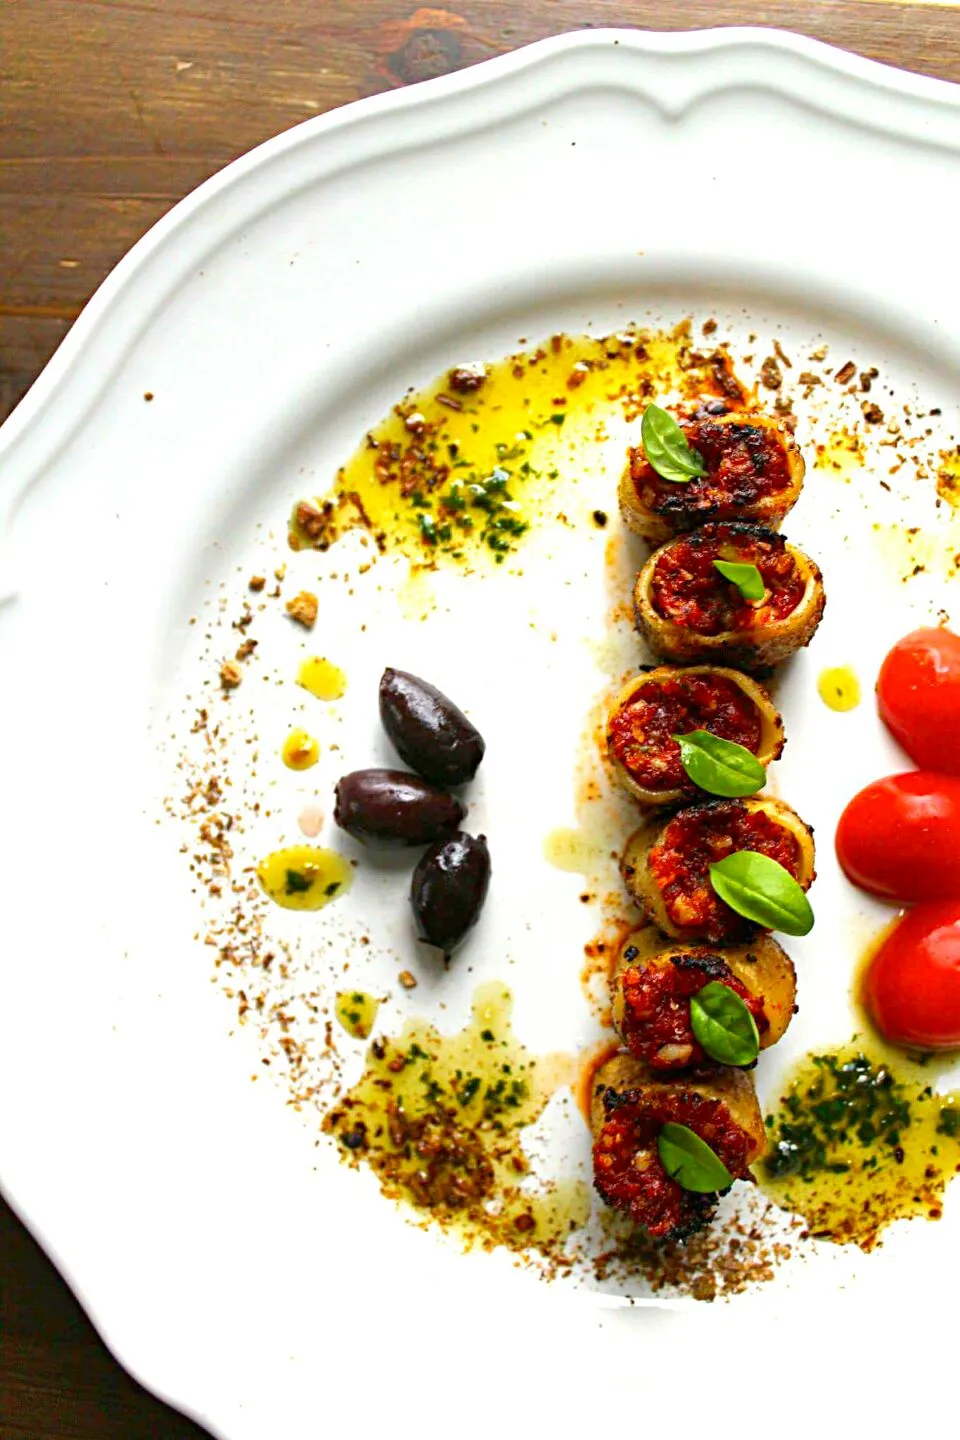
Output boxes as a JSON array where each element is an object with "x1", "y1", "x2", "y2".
[
  {"x1": 633, "y1": 521, "x2": 825, "y2": 672},
  {"x1": 619, "y1": 405, "x2": 805, "y2": 544},
  {"x1": 606, "y1": 664, "x2": 784, "y2": 809},
  {"x1": 621, "y1": 795, "x2": 816, "y2": 945},
  {"x1": 591, "y1": 1051, "x2": 765, "y2": 1239},
  {"x1": 611, "y1": 926, "x2": 797, "y2": 1070}
]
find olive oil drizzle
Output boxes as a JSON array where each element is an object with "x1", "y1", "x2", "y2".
[
  {"x1": 760, "y1": 1040, "x2": 960, "y2": 1249},
  {"x1": 324, "y1": 982, "x2": 588, "y2": 1255},
  {"x1": 281, "y1": 727, "x2": 320, "y2": 769},
  {"x1": 817, "y1": 666, "x2": 860, "y2": 712},
  {"x1": 256, "y1": 845, "x2": 352, "y2": 911},
  {"x1": 297, "y1": 657, "x2": 347, "y2": 700},
  {"x1": 291, "y1": 323, "x2": 745, "y2": 568},
  {"x1": 334, "y1": 991, "x2": 379, "y2": 1041}
]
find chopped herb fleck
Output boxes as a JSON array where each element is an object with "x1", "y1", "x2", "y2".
[
  {"x1": 418, "y1": 513, "x2": 438, "y2": 546},
  {"x1": 937, "y1": 1106, "x2": 960, "y2": 1138},
  {"x1": 764, "y1": 1053, "x2": 912, "y2": 1182}
]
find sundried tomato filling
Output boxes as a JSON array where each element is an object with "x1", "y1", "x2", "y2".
[
  {"x1": 631, "y1": 416, "x2": 794, "y2": 527},
  {"x1": 649, "y1": 800, "x2": 802, "y2": 943},
  {"x1": 608, "y1": 672, "x2": 762, "y2": 795},
  {"x1": 593, "y1": 1087, "x2": 751, "y2": 1238},
  {"x1": 618, "y1": 951, "x2": 767, "y2": 1069},
  {"x1": 650, "y1": 523, "x2": 805, "y2": 636}
]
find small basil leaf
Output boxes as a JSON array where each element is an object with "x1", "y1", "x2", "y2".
[
  {"x1": 640, "y1": 404, "x2": 706, "y2": 484},
  {"x1": 690, "y1": 981, "x2": 760, "y2": 1066},
  {"x1": 672, "y1": 729, "x2": 767, "y2": 798},
  {"x1": 709, "y1": 850, "x2": 814, "y2": 936},
  {"x1": 713, "y1": 559, "x2": 765, "y2": 602},
  {"x1": 657, "y1": 1122, "x2": 734, "y2": 1194}
]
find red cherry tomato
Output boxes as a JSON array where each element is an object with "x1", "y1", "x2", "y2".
[
  {"x1": 836, "y1": 771, "x2": 960, "y2": 901},
  {"x1": 864, "y1": 900, "x2": 960, "y2": 1049},
  {"x1": 877, "y1": 627, "x2": 960, "y2": 773}
]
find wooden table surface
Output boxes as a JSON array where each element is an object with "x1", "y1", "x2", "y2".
[{"x1": 2, "y1": 0, "x2": 958, "y2": 1433}]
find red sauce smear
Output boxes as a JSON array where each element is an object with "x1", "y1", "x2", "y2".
[
  {"x1": 608, "y1": 672, "x2": 762, "y2": 796},
  {"x1": 649, "y1": 799, "x2": 802, "y2": 943},
  {"x1": 631, "y1": 413, "x2": 794, "y2": 528},
  {"x1": 650, "y1": 522, "x2": 805, "y2": 636},
  {"x1": 618, "y1": 949, "x2": 767, "y2": 1070},
  {"x1": 593, "y1": 1087, "x2": 751, "y2": 1238}
]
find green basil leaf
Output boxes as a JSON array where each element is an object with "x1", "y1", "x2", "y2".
[
  {"x1": 690, "y1": 981, "x2": 760, "y2": 1066},
  {"x1": 711, "y1": 559, "x2": 764, "y2": 602},
  {"x1": 709, "y1": 850, "x2": 814, "y2": 936},
  {"x1": 672, "y1": 729, "x2": 767, "y2": 798},
  {"x1": 657, "y1": 1122, "x2": 734, "y2": 1194},
  {"x1": 640, "y1": 404, "x2": 706, "y2": 484}
]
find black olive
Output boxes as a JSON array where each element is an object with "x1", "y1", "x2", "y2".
[
  {"x1": 379, "y1": 668, "x2": 485, "y2": 787},
  {"x1": 410, "y1": 832, "x2": 491, "y2": 960},
  {"x1": 334, "y1": 768, "x2": 465, "y2": 847}
]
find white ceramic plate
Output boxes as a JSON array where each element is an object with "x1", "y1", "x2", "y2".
[{"x1": 5, "y1": 26, "x2": 960, "y2": 1438}]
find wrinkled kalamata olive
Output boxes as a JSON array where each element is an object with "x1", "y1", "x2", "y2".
[
  {"x1": 411, "y1": 832, "x2": 491, "y2": 959},
  {"x1": 379, "y1": 668, "x2": 485, "y2": 787},
  {"x1": 334, "y1": 768, "x2": 465, "y2": 847}
]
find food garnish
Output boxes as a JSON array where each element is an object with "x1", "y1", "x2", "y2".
[
  {"x1": 657, "y1": 1122, "x2": 735, "y2": 1193},
  {"x1": 379, "y1": 668, "x2": 485, "y2": 786},
  {"x1": 709, "y1": 850, "x2": 815, "y2": 937},
  {"x1": 689, "y1": 982, "x2": 761, "y2": 1067},
  {"x1": 862, "y1": 900, "x2": 960, "y2": 1050},
  {"x1": 639, "y1": 403, "x2": 707, "y2": 484},
  {"x1": 334, "y1": 768, "x2": 465, "y2": 847},
  {"x1": 712, "y1": 558, "x2": 765, "y2": 602},
  {"x1": 672, "y1": 729, "x2": 767, "y2": 798},
  {"x1": 411, "y1": 833, "x2": 491, "y2": 962},
  {"x1": 877, "y1": 627, "x2": 960, "y2": 773},
  {"x1": 837, "y1": 771, "x2": 960, "y2": 902}
]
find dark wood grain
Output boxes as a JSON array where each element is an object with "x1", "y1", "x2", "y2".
[
  {"x1": 4, "y1": 0, "x2": 960, "y2": 425},
  {"x1": 1, "y1": 1200, "x2": 210, "y2": 1438},
  {"x1": 1, "y1": 1, "x2": 957, "y2": 1434}
]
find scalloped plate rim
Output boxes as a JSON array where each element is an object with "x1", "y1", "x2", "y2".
[
  {"x1": 4, "y1": 24, "x2": 960, "y2": 1439},
  {"x1": 2, "y1": 24, "x2": 960, "y2": 495}
]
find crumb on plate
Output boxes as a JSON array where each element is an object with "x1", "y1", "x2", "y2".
[{"x1": 286, "y1": 590, "x2": 319, "y2": 628}]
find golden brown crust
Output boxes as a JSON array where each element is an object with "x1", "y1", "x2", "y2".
[
  {"x1": 285, "y1": 590, "x2": 319, "y2": 628},
  {"x1": 611, "y1": 927, "x2": 797, "y2": 1052},
  {"x1": 721, "y1": 937, "x2": 797, "y2": 1047},
  {"x1": 606, "y1": 664, "x2": 785, "y2": 809},
  {"x1": 620, "y1": 795, "x2": 816, "y2": 942},
  {"x1": 590, "y1": 1051, "x2": 766, "y2": 1164},
  {"x1": 618, "y1": 409, "x2": 805, "y2": 544},
  {"x1": 633, "y1": 538, "x2": 826, "y2": 672}
]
